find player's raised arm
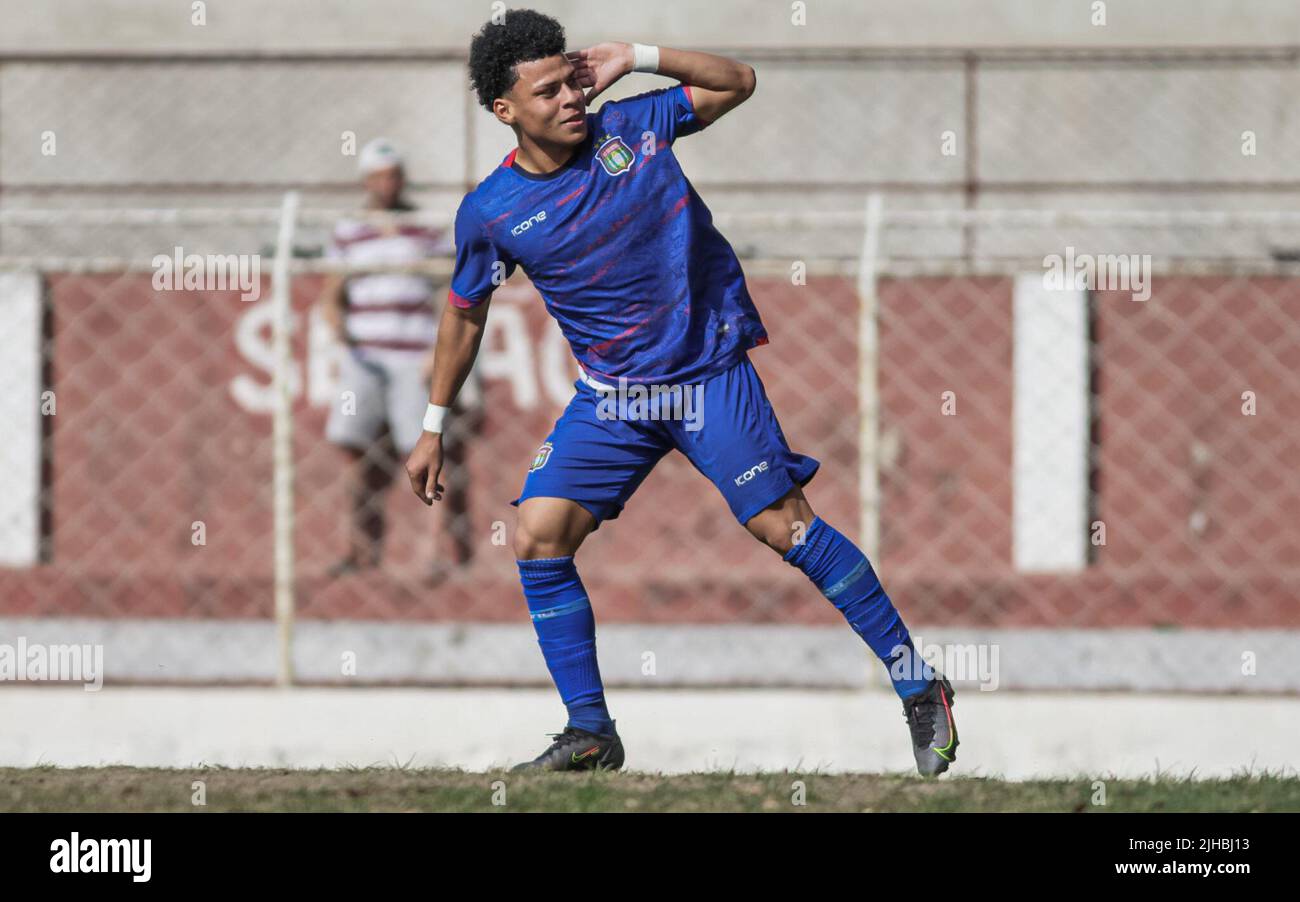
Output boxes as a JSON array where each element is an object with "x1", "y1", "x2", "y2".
[{"x1": 568, "y1": 43, "x2": 756, "y2": 125}]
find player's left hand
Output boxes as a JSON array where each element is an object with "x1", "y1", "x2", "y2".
[
  {"x1": 405, "y1": 431, "x2": 445, "y2": 505},
  {"x1": 566, "y1": 42, "x2": 634, "y2": 105}
]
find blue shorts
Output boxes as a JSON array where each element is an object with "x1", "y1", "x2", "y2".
[{"x1": 512, "y1": 355, "x2": 820, "y2": 527}]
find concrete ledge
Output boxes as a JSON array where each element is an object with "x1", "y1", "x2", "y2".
[{"x1": 2, "y1": 619, "x2": 1297, "y2": 692}]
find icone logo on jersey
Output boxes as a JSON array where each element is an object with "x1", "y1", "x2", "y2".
[
  {"x1": 512, "y1": 209, "x2": 548, "y2": 236},
  {"x1": 733, "y1": 461, "x2": 769, "y2": 486}
]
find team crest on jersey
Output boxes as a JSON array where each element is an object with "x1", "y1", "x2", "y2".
[
  {"x1": 529, "y1": 442, "x2": 554, "y2": 472},
  {"x1": 596, "y1": 134, "x2": 635, "y2": 176}
]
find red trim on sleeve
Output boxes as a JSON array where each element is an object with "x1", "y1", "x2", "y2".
[
  {"x1": 449, "y1": 288, "x2": 484, "y2": 310},
  {"x1": 681, "y1": 84, "x2": 712, "y2": 128}
]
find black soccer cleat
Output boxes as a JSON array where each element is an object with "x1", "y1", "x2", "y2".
[
  {"x1": 511, "y1": 723, "x2": 625, "y2": 772},
  {"x1": 902, "y1": 677, "x2": 959, "y2": 777}
]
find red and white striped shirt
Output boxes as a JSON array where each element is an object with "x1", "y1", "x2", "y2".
[{"x1": 327, "y1": 216, "x2": 452, "y2": 361}]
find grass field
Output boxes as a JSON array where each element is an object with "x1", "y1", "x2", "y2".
[{"x1": 3, "y1": 767, "x2": 1298, "y2": 812}]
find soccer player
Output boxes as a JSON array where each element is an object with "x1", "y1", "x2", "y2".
[{"x1": 404, "y1": 10, "x2": 959, "y2": 776}]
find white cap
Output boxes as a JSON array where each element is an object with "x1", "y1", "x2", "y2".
[{"x1": 358, "y1": 138, "x2": 403, "y2": 175}]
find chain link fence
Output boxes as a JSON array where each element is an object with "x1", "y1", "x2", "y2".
[
  {"x1": 1, "y1": 48, "x2": 1298, "y2": 692},
  {"x1": 2, "y1": 205, "x2": 1298, "y2": 692}
]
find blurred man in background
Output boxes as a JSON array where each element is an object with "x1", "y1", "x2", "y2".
[{"x1": 320, "y1": 138, "x2": 480, "y2": 581}]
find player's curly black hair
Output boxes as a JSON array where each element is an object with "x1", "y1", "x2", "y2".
[{"x1": 468, "y1": 9, "x2": 566, "y2": 112}]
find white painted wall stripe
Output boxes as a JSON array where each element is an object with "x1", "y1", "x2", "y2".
[
  {"x1": 1012, "y1": 272, "x2": 1090, "y2": 572},
  {"x1": 0, "y1": 271, "x2": 43, "y2": 567}
]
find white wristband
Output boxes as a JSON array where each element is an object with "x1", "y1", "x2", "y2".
[
  {"x1": 423, "y1": 403, "x2": 450, "y2": 434},
  {"x1": 632, "y1": 43, "x2": 660, "y2": 73}
]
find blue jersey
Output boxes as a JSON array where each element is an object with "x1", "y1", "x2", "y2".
[{"x1": 448, "y1": 84, "x2": 768, "y2": 385}]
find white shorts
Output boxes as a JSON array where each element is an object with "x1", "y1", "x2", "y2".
[{"x1": 325, "y1": 350, "x2": 431, "y2": 454}]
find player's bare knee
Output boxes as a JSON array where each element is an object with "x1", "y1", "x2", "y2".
[
  {"x1": 514, "y1": 501, "x2": 591, "y2": 560},
  {"x1": 745, "y1": 512, "x2": 794, "y2": 555},
  {"x1": 513, "y1": 520, "x2": 553, "y2": 560},
  {"x1": 745, "y1": 490, "x2": 815, "y2": 555}
]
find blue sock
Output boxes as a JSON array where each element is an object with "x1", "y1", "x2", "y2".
[
  {"x1": 784, "y1": 517, "x2": 930, "y2": 699},
  {"x1": 517, "y1": 556, "x2": 615, "y2": 735}
]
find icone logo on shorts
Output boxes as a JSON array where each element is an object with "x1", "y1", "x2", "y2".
[{"x1": 733, "y1": 460, "x2": 769, "y2": 486}]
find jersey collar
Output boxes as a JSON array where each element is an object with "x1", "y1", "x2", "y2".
[{"x1": 503, "y1": 120, "x2": 594, "y2": 182}]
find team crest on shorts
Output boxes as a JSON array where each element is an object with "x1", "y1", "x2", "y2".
[
  {"x1": 529, "y1": 442, "x2": 554, "y2": 472},
  {"x1": 596, "y1": 134, "x2": 635, "y2": 176}
]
